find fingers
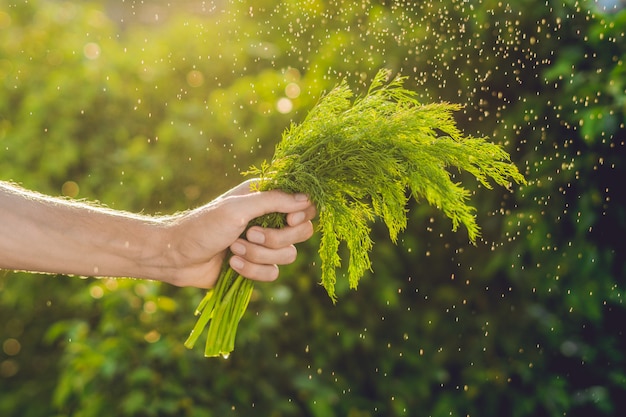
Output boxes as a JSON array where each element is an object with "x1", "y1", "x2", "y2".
[
  {"x1": 217, "y1": 181, "x2": 317, "y2": 283},
  {"x1": 229, "y1": 256, "x2": 280, "y2": 282},
  {"x1": 229, "y1": 241, "x2": 297, "y2": 282},
  {"x1": 250, "y1": 219, "x2": 314, "y2": 249},
  {"x1": 286, "y1": 203, "x2": 317, "y2": 226},
  {"x1": 230, "y1": 188, "x2": 314, "y2": 221},
  {"x1": 227, "y1": 214, "x2": 314, "y2": 282},
  {"x1": 231, "y1": 237, "x2": 297, "y2": 264},
  {"x1": 220, "y1": 179, "x2": 317, "y2": 225}
]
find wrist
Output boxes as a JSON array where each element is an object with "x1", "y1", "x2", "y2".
[{"x1": 128, "y1": 217, "x2": 179, "y2": 284}]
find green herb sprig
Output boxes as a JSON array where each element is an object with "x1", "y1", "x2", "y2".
[{"x1": 184, "y1": 69, "x2": 526, "y2": 357}]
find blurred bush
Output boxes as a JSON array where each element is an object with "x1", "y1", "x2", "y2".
[{"x1": 1, "y1": 0, "x2": 624, "y2": 416}]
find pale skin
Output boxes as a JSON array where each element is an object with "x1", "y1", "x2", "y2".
[{"x1": 0, "y1": 179, "x2": 316, "y2": 288}]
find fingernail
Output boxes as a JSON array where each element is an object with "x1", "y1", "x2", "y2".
[
  {"x1": 231, "y1": 242, "x2": 246, "y2": 255},
  {"x1": 247, "y1": 229, "x2": 265, "y2": 244},
  {"x1": 294, "y1": 193, "x2": 308, "y2": 201},
  {"x1": 230, "y1": 256, "x2": 244, "y2": 270}
]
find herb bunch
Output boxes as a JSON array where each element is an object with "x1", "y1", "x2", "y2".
[{"x1": 185, "y1": 69, "x2": 526, "y2": 357}]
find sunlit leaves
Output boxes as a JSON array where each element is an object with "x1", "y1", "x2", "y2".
[{"x1": 251, "y1": 70, "x2": 525, "y2": 301}]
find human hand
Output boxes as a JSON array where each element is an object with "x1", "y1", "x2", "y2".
[{"x1": 160, "y1": 180, "x2": 316, "y2": 288}]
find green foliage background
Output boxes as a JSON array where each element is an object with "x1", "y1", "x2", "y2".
[{"x1": 1, "y1": 0, "x2": 624, "y2": 416}]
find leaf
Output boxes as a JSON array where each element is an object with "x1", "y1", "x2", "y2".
[{"x1": 251, "y1": 69, "x2": 526, "y2": 299}]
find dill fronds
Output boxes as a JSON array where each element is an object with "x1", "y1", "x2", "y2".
[{"x1": 184, "y1": 69, "x2": 526, "y2": 357}]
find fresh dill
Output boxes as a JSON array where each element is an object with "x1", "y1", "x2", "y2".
[{"x1": 184, "y1": 69, "x2": 526, "y2": 357}]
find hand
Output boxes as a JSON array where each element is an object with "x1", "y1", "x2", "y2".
[{"x1": 161, "y1": 180, "x2": 316, "y2": 288}]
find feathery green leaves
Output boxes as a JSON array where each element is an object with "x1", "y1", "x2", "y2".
[
  {"x1": 185, "y1": 69, "x2": 526, "y2": 356},
  {"x1": 249, "y1": 69, "x2": 525, "y2": 301}
]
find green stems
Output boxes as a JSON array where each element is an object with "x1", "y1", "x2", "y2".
[
  {"x1": 184, "y1": 261, "x2": 254, "y2": 358},
  {"x1": 185, "y1": 213, "x2": 283, "y2": 358}
]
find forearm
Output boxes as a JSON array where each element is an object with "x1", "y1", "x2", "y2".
[
  {"x1": 0, "y1": 182, "x2": 170, "y2": 280},
  {"x1": 1, "y1": 180, "x2": 316, "y2": 288}
]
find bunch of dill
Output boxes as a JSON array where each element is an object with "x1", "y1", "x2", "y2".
[{"x1": 184, "y1": 69, "x2": 526, "y2": 357}]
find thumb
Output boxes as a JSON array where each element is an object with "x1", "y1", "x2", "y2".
[{"x1": 231, "y1": 190, "x2": 311, "y2": 221}]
